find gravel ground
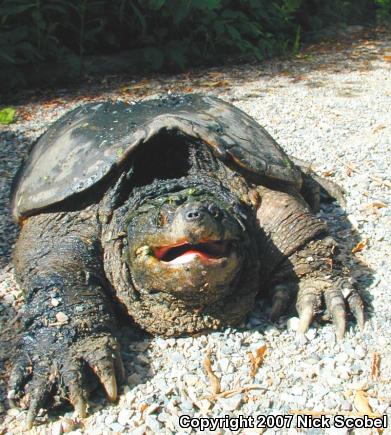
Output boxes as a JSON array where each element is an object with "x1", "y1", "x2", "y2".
[{"x1": 1, "y1": 27, "x2": 390, "y2": 434}]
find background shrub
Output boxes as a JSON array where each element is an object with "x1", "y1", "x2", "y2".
[
  {"x1": 0, "y1": 0, "x2": 382, "y2": 91},
  {"x1": 375, "y1": 0, "x2": 391, "y2": 20}
]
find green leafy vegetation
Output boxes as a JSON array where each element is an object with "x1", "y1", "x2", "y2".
[
  {"x1": 0, "y1": 107, "x2": 16, "y2": 124},
  {"x1": 0, "y1": 0, "x2": 380, "y2": 90},
  {"x1": 375, "y1": 0, "x2": 391, "y2": 20}
]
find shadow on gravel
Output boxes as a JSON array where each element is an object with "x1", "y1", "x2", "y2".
[
  {"x1": 0, "y1": 129, "x2": 30, "y2": 425},
  {"x1": 0, "y1": 130, "x2": 33, "y2": 268},
  {"x1": 0, "y1": 297, "x2": 20, "y2": 424},
  {"x1": 317, "y1": 199, "x2": 375, "y2": 320}
]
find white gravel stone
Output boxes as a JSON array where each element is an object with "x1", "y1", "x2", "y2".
[
  {"x1": 218, "y1": 394, "x2": 242, "y2": 411},
  {"x1": 129, "y1": 424, "x2": 147, "y2": 435},
  {"x1": 354, "y1": 344, "x2": 366, "y2": 359},
  {"x1": 145, "y1": 414, "x2": 162, "y2": 431},
  {"x1": 117, "y1": 408, "x2": 133, "y2": 426},
  {"x1": 110, "y1": 422, "x2": 124, "y2": 432},
  {"x1": 104, "y1": 414, "x2": 116, "y2": 426},
  {"x1": 52, "y1": 421, "x2": 63, "y2": 435},
  {"x1": 287, "y1": 317, "x2": 300, "y2": 331}
]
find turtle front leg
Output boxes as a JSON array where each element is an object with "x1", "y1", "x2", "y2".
[
  {"x1": 9, "y1": 212, "x2": 124, "y2": 428},
  {"x1": 255, "y1": 186, "x2": 364, "y2": 339},
  {"x1": 270, "y1": 238, "x2": 365, "y2": 339}
]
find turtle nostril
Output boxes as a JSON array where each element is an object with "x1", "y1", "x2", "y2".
[{"x1": 186, "y1": 210, "x2": 201, "y2": 221}]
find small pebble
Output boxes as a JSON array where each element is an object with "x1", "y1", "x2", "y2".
[
  {"x1": 219, "y1": 394, "x2": 242, "y2": 411},
  {"x1": 127, "y1": 373, "x2": 142, "y2": 385},
  {"x1": 110, "y1": 422, "x2": 124, "y2": 433},
  {"x1": 354, "y1": 345, "x2": 366, "y2": 359},
  {"x1": 55, "y1": 312, "x2": 69, "y2": 324},
  {"x1": 51, "y1": 297, "x2": 60, "y2": 307},
  {"x1": 117, "y1": 408, "x2": 133, "y2": 426},
  {"x1": 51, "y1": 422, "x2": 63, "y2": 435},
  {"x1": 287, "y1": 317, "x2": 300, "y2": 331},
  {"x1": 104, "y1": 414, "x2": 116, "y2": 426}
]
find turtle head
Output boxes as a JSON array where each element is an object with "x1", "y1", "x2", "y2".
[
  {"x1": 127, "y1": 188, "x2": 247, "y2": 305},
  {"x1": 103, "y1": 136, "x2": 260, "y2": 335}
]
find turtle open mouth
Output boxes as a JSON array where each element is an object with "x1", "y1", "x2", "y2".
[{"x1": 154, "y1": 240, "x2": 230, "y2": 264}]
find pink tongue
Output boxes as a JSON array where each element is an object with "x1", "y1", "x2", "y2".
[
  {"x1": 172, "y1": 249, "x2": 214, "y2": 264},
  {"x1": 169, "y1": 252, "x2": 199, "y2": 265},
  {"x1": 166, "y1": 248, "x2": 214, "y2": 264}
]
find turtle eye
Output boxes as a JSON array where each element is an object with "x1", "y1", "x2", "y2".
[
  {"x1": 168, "y1": 195, "x2": 185, "y2": 206},
  {"x1": 208, "y1": 204, "x2": 221, "y2": 219}
]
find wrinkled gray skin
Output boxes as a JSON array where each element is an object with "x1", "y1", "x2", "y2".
[{"x1": 9, "y1": 98, "x2": 364, "y2": 429}]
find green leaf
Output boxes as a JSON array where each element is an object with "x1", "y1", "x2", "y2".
[
  {"x1": 42, "y1": 3, "x2": 68, "y2": 14},
  {"x1": 282, "y1": 0, "x2": 302, "y2": 14},
  {"x1": 0, "y1": 49, "x2": 16, "y2": 63},
  {"x1": 129, "y1": 1, "x2": 147, "y2": 36},
  {"x1": 0, "y1": 107, "x2": 16, "y2": 125},
  {"x1": 225, "y1": 24, "x2": 242, "y2": 42},
  {"x1": 213, "y1": 20, "x2": 225, "y2": 35},
  {"x1": 221, "y1": 9, "x2": 245, "y2": 20},
  {"x1": 165, "y1": 41, "x2": 188, "y2": 69},
  {"x1": 16, "y1": 41, "x2": 38, "y2": 62},
  {"x1": 62, "y1": 53, "x2": 82, "y2": 76},
  {"x1": 167, "y1": 0, "x2": 191, "y2": 24},
  {"x1": 194, "y1": 0, "x2": 221, "y2": 10},
  {"x1": 143, "y1": 46, "x2": 164, "y2": 70},
  {"x1": 0, "y1": 3, "x2": 35, "y2": 16},
  {"x1": 292, "y1": 24, "x2": 301, "y2": 55}
]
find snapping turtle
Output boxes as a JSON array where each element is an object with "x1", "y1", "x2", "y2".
[{"x1": 9, "y1": 94, "x2": 363, "y2": 427}]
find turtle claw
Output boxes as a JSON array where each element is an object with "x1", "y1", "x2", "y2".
[
  {"x1": 347, "y1": 290, "x2": 365, "y2": 331},
  {"x1": 25, "y1": 409, "x2": 35, "y2": 430},
  {"x1": 270, "y1": 284, "x2": 293, "y2": 321},
  {"x1": 331, "y1": 306, "x2": 346, "y2": 340},
  {"x1": 63, "y1": 360, "x2": 89, "y2": 418},
  {"x1": 103, "y1": 374, "x2": 118, "y2": 402},
  {"x1": 72, "y1": 397, "x2": 88, "y2": 419},
  {"x1": 87, "y1": 357, "x2": 118, "y2": 402},
  {"x1": 9, "y1": 354, "x2": 31, "y2": 400},
  {"x1": 295, "y1": 283, "x2": 322, "y2": 336},
  {"x1": 24, "y1": 364, "x2": 53, "y2": 429},
  {"x1": 297, "y1": 306, "x2": 315, "y2": 336},
  {"x1": 80, "y1": 335, "x2": 122, "y2": 402},
  {"x1": 324, "y1": 286, "x2": 347, "y2": 340}
]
